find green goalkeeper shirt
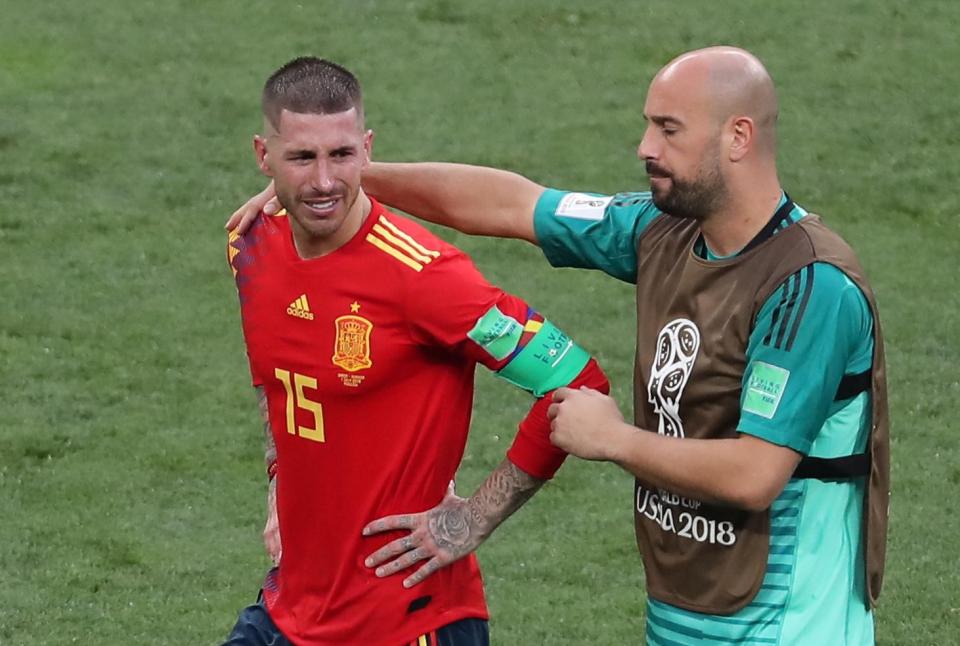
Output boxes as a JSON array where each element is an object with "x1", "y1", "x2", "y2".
[{"x1": 534, "y1": 189, "x2": 875, "y2": 645}]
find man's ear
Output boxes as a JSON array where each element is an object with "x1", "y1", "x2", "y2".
[
  {"x1": 253, "y1": 135, "x2": 273, "y2": 177},
  {"x1": 362, "y1": 129, "x2": 374, "y2": 168},
  {"x1": 728, "y1": 117, "x2": 753, "y2": 162}
]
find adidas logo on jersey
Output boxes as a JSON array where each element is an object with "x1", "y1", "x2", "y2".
[{"x1": 286, "y1": 294, "x2": 314, "y2": 320}]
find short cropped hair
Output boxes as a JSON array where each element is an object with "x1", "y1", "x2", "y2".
[{"x1": 261, "y1": 57, "x2": 364, "y2": 130}]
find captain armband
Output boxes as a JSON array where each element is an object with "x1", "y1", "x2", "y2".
[{"x1": 467, "y1": 305, "x2": 591, "y2": 397}]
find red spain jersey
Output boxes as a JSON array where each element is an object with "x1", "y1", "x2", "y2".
[{"x1": 226, "y1": 198, "x2": 587, "y2": 645}]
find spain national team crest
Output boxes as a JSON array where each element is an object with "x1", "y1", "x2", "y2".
[{"x1": 332, "y1": 302, "x2": 373, "y2": 372}]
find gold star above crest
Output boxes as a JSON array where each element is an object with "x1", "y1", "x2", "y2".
[{"x1": 350, "y1": 301, "x2": 361, "y2": 313}]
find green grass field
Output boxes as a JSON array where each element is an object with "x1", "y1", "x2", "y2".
[{"x1": 2, "y1": 0, "x2": 958, "y2": 643}]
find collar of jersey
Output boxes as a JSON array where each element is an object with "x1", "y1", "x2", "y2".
[{"x1": 696, "y1": 192, "x2": 794, "y2": 261}]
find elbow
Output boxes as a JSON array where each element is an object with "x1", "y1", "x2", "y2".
[
  {"x1": 737, "y1": 491, "x2": 778, "y2": 513},
  {"x1": 727, "y1": 480, "x2": 784, "y2": 513},
  {"x1": 721, "y1": 439, "x2": 799, "y2": 512}
]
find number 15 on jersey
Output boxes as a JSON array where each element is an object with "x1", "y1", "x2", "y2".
[{"x1": 274, "y1": 368, "x2": 325, "y2": 443}]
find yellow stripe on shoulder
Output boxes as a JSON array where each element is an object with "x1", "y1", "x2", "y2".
[
  {"x1": 366, "y1": 234, "x2": 424, "y2": 272},
  {"x1": 377, "y1": 216, "x2": 441, "y2": 258},
  {"x1": 371, "y1": 223, "x2": 434, "y2": 264}
]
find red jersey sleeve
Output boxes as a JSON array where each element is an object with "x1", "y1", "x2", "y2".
[
  {"x1": 227, "y1": 223, "x2": 269, "y2": 387},
  {"x1": 404, "y1": 250, "x2": 523, "y2": 368},
  {"x1": 508, "y1": 357, "x2": 608, "y2": 479},
  {"x1": 406, "y1": 250, "x2": 610, "y2": 479}
]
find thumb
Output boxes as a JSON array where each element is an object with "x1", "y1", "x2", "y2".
[{"x1": 264, "y1": 196, "x2": 281, "y2": 215}]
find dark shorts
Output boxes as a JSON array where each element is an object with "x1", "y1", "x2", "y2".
[{"x1": 222, "y1": 594, "x2": 489, "y2": 646}]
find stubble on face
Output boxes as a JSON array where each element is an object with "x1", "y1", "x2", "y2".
[{"x1": 646, "y1": 136, "x2": 728, "y2": 222}]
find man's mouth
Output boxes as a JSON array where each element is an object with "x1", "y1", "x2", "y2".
[{"x1": 303, "y1": 197, "x2": 340, "y2": 214}]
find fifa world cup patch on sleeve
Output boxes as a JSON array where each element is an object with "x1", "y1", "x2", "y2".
[
  {"x1": 467, "y1": 306, "x2": 524, "y2": 360},
  {"x1": 743, "y1": 362, "x2": 790, "y2": 419},
  {"x1": 554, "y1": 193, "x2": 614, "y2": 221}
]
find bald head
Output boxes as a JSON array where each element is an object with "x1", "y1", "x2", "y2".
[{"x1": 654, "y1": 46, "x2": 778, "y2": 153}]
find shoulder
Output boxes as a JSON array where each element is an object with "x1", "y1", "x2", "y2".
[
  {"x1": 532, "y1": 188, "x2": 663, "y2": 282},
  {"x1": 794, "y1": 214, "x2": 865, "y2": 268},
  {"x1": 229, "y1": 210, "x2": 289, "y2": 246},
  {"x1": 535, "y1": 188, "x2": 661, "y2": 226},
  {"x1": 808, "y1": 263, "x2": 873, "y2": 333},
  {"x1": 227, "y1": 210, "x2": 287, "y2": 274},
  {"x1": 775, "y1": 261, "x2": 869, "y2": 316},
  {"x1": 757, "y1": 261, "x2": 872, "y2": 350},
  {"x1": 365, "y1": 207, "x2": 475, "y2": 277}
]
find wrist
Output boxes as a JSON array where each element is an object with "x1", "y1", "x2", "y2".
[{"x1": 603, "y1": 421, "x2": 637, "y2": 464}]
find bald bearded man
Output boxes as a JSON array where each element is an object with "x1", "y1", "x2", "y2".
[{"x1": 229, "y1": 47, "x2": 890, "y2": 645}]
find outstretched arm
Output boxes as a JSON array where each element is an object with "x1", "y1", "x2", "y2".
[
  {"x1": 362, "y1": 459, "x2": 543, "y2": 588},
  {"x1": 362, "y1": 162, "x2": 543, "y2": 243},
  {"x1": 226, "y1": 162, "x2": 545, "y2": 243}
]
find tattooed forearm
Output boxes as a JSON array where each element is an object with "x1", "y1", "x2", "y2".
[
  {"x1": 255, "y1": 386, "x2": 276, "y2": 467},
  {"x1": 426, "y1": 459, "x2": 544, "y2": 557},
  {"x1": 468, "y1": 459, "x2": 544, "y2": 538}
]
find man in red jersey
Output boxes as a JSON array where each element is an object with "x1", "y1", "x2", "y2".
[{"x1": 223, "y1": 57, "x2": 608, "y2": 646}]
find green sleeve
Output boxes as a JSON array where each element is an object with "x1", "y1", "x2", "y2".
[
  {"x1": 737, "y1": 262, "x2": 874, "y2": 454},
  {"x1": 532, "y1": 189, "x2": 661, "y2": 284}
]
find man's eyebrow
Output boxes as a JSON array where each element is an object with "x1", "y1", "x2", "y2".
[{"x1": 644, "y1": 114, "x2": 683, "y2": 126}]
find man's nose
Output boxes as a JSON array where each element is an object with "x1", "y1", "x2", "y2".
[
  {"x1": 637, "y1": 127, "x2": 658, "y2": 162},
  {"x1": 311, "y1": 160, "x2": 336, "y2": 192}
]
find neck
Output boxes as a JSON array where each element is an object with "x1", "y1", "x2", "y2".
[{"x1": 699, "y1": 173, "x2": 782, "y2": 256}]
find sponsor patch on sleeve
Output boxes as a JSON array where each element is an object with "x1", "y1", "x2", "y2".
[
  {"x1": 554, "y1": 193, "x2": 614, "y2": 221},
  {"x1": 742, "y1": 361, "x2": 790, "y2": 419},
  {"x1": 467, "y1": 305, "x2": 524, "y2": 360}
]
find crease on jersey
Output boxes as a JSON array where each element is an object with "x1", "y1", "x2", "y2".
[{"x1": 467, "y1": 305, "x2": 590, "y2": 397}]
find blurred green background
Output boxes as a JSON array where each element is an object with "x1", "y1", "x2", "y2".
[{"x1": 1, "y1": 1, "x2": 958, "y2": 643}]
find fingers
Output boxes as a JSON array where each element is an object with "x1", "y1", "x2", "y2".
[
  {"x1": 362, "y1": 513, "x2": 418, "y2": 537},
  {"x1": 403, "y1": 556, "x2": 444, "y2": 588},
  {"x1": 364, "y1": 534, "x2": 418, "y2": 568},
  {"x1": 225, "y1": 208, "x2": 244, "y2": 231},
  {"x1": 547, "y1": 402, "x2": 560, "y2": 422},
  {"x1": 552, "y1": 386, "x2": 573, "y2": 402},
  {"x1": 225, "y1": 182, "x2": 278, "y2": 233},
  {"x1": 373, "y1": 546, "x2": 433, "y2": 578}
]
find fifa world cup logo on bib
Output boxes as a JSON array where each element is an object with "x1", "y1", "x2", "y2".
[{"x1": 647, "y1": 318, "x2": 700, "y2": 438}]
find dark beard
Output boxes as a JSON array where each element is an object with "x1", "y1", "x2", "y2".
[
  {"x1": 651, "y1": 169, "x2": 726, "y2": 221},
  {"x1": 647, "y1": 139, "x2": 728, "y2": 221}
]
